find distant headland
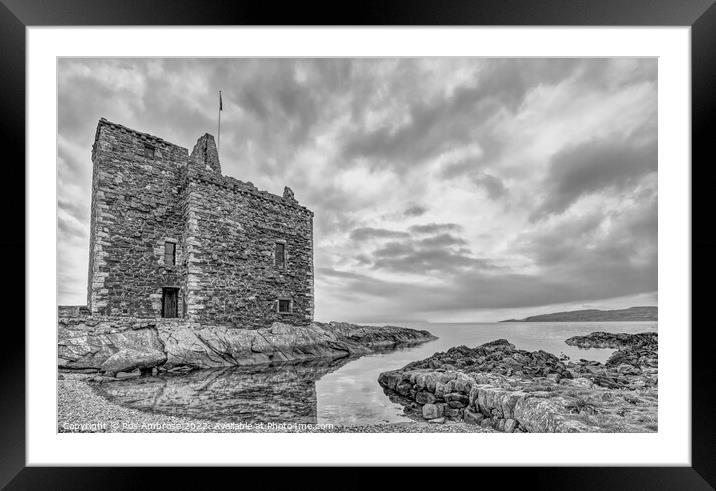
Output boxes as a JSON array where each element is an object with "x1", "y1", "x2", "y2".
[{"x1": 500, "y1": 306, "x2": 657, "y2": 323}]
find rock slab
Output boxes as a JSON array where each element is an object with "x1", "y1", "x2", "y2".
[{"x1": 59, "y1": 316, "x2": 436, "y2": 373}]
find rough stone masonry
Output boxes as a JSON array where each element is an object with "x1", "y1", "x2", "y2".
[{"x1": 84, "y1": 118, "x2": 314, "y2": 329}]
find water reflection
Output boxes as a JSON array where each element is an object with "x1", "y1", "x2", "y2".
[
  {"x1": 95, "y1": 322, "x2": 658, "y2": 427},
  {"x1": 93, "y1": 357, "x2": 354, "y2": 424}
]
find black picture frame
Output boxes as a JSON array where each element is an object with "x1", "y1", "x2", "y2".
[{"x1": 4, "y1": 0, "x2": 714, "y2": 488}]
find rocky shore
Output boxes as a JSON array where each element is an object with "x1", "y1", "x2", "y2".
[
  {"x1": 58, "y1": 318, "x2": 443, "y2": 432},
  {"x1": 565, "y1": 331, "x2": 657, "y2": 350},
  {"x1": 59, "y1": 316, "x2": 436, "y2": 376},
  {"x1": 58, "y1": 319, "x2": 657, "y2": 434},
  {"x1": 378, "y1": 333, "x2": 657, "y2": 433},
  {"x1": 565, "y1": 331, "x2": 657, "y2": 390}
]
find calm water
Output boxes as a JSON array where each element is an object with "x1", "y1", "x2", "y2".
[{"x1": 95, "y1": 321, "x2": 657, "y2": 427}]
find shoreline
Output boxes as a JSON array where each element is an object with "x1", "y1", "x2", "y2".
[
  {"x1": 59, "y1": 319, "x2": 436, "y2": 375},
  {"x1": 58, "y1": 329, "x2": 656, "y2": 434},
  {"x1": 378, "y1": 333, "x2": 658, "y2": 433},
  {"x1": 58, "y1": 372, "x2": 490, "y2": 433}
]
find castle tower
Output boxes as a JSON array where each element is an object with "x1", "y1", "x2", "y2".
[
  {"x1": 86, "y1": 119, "x2": 190, "y2": 317},
  {"x1": 86, "y1": 118, "x2": 314, "y2": 328}
]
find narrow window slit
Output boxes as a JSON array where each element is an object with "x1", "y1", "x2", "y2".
[
  {"x1": 164, "y1": 241, "x2": 176, "y2": 266},
  {"x1": 275, "y1": 242, "x2": 286, "y2": 269}
]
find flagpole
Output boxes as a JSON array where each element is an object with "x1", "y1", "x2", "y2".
[{"x1": 217, "y1": 90, "x2": 222, "y2": 156}]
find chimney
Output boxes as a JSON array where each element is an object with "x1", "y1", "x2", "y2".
[
  {"x1": 190, "y1": 133, "x2": 221, "y2": 173},
  {"x1": 283, "y1": 186, "x2": 297, "y2": 202}
]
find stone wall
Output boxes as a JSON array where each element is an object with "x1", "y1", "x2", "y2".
[
  {"x1": 58, "y1": 305, "x2": 90, "y2": 317},
  {"x1": 87, "y1": 119, "x2": 189, "y2": 317},
  {"x1": 378, "y1": 337, "x2": 659, "y2": 432},
  {"x1": 183, "y1": 167, "x2": 314, "y2": 328}
]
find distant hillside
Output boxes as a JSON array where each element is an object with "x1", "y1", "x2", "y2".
[{"x1": 500, "y1": 306, "x2": 657, "y2": 322}]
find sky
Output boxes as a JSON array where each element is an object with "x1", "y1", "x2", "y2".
[{"x1": 57, "y1": 58, "x2": 657, "y2": 323}]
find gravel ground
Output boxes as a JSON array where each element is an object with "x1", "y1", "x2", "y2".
[{"x1": 58, "y1": 373, "x2": 490, "y2": 433}]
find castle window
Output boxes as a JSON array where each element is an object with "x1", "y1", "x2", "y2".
[
  {"x1": 144, "y1": 144, "x2": 155, "y2": 159},
  {"x1": 277, "y1": 298, "x2": 292, "y2": 314},
  {"x1": 274, "y1": 242, "x2": 286, "y2": 269},
  {"x1": 164, "y1": 241, "x2": 176, "y2": 266}
]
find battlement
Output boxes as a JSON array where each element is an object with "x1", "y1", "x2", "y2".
[
  {"x1": 186, "y1": 166, "x2": 313, "y2": 215},
  {"x1": 92, "y1": 118, "x2": 304, "y2": 209},
  {"x1": 95, "y1": 118, "x2": 185, "y2": 148}
]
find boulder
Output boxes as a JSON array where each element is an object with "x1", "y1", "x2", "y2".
[
  {"x1": 438, "y1": 372, "x2": 457, "y2": 383},
  {"x1": 396, "y1": 380, "x2": 413, "y2": 396},
  {"x1": 378, "y1": 372, "x2": 401, "y2": 391},
  {"x1": 415, "y1": 373, "x2": 427, "y2": 389},
  {"x1": 468, "y1": 385, "x2": 480, "y2": 408},
  {"x1": 444, "y1": 392, "x2": 469, "y2": 405},
  {"x1": 422, "y1": 403, "x2": 443, "y2": 420},
  {"x1": 434, "y1": 381, "x2": 452, "y2": 399},
  {"x1": 59, "y1": 326, "x2": 164, "y2": 370},
  {"x1": 101, "y1": 348, "x2": 166, "y2": 374},
  {"x1": 453, "y1": 378, "x2": 470, "y2": 394},
  {"x1": 424, "y1": 373, "x2": 438, "y2": 392},
  {"x1": 444, "y1": 406, "x2": 463, "y2": 419},
  {"x1": 464, "y1": 408, "x2": 484, "y2": 425},
  {"x1": 416, "y1": 391, "x2": 437, "y2": 405}
]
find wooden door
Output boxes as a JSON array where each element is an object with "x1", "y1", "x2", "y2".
[{"x1": 162, "y1": 288, "x2": 178, "y2": 318}]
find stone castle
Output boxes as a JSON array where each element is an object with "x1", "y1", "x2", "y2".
[{"x1": 84, "y1": 118, "x2": 314, "y2": 329}]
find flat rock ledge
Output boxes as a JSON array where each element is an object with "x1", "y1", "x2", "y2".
[
  {"x1": 565, "y1": 331, "x2": 657, "y2": 350},
  {"x1": 378, "y1": 337, "x2": 657, "y2": 433},
  {"x1": 58, "y1": 316, "x2": 436, "y2": 376}
]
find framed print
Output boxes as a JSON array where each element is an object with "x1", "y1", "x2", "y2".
[{"x1": 5, "y1": 0, "x2": 715, "y2": 487}]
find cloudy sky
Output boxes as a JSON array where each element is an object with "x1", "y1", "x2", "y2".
[{"x1": 58, "y1": 58, "x2": 657, "y2": 323}]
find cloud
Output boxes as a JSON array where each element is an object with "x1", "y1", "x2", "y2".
[
  {"x1": 530, "y1": 137, "x2": 657, "y2": 221},
  {"x1": 418, "y1": 233, "x2": 467, "y2": 248},
  {"x1": 57, "y1": 57, "x2": 657, "y2": 322},
  {"x1": 403, "y1": 205, "x2": 428, "y2": 217},
  {"x1": 472, "y1": 173, "x2": 507, "y2": 200},
  {"x1": 440, "y1": 159, "x2": 482, "y2": 180},
  {"x1": 408, "y1": 223, "x2": 463, "y2": 235},
  {"x1": 58, "y1": 214, "x2": 87, "y2": 242},
  {"x1": 349, "y1": 227, "x2": 410, "y2": 241},
  {"x1": 338, "y1": 59, "x2": 626, "y2": 173},
  {"x1": 319, "y1": 257, "x2": 654, "y2": 317},
  {"x1": 368, "y1": 230, "x2": 491, "y2": 275}
]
